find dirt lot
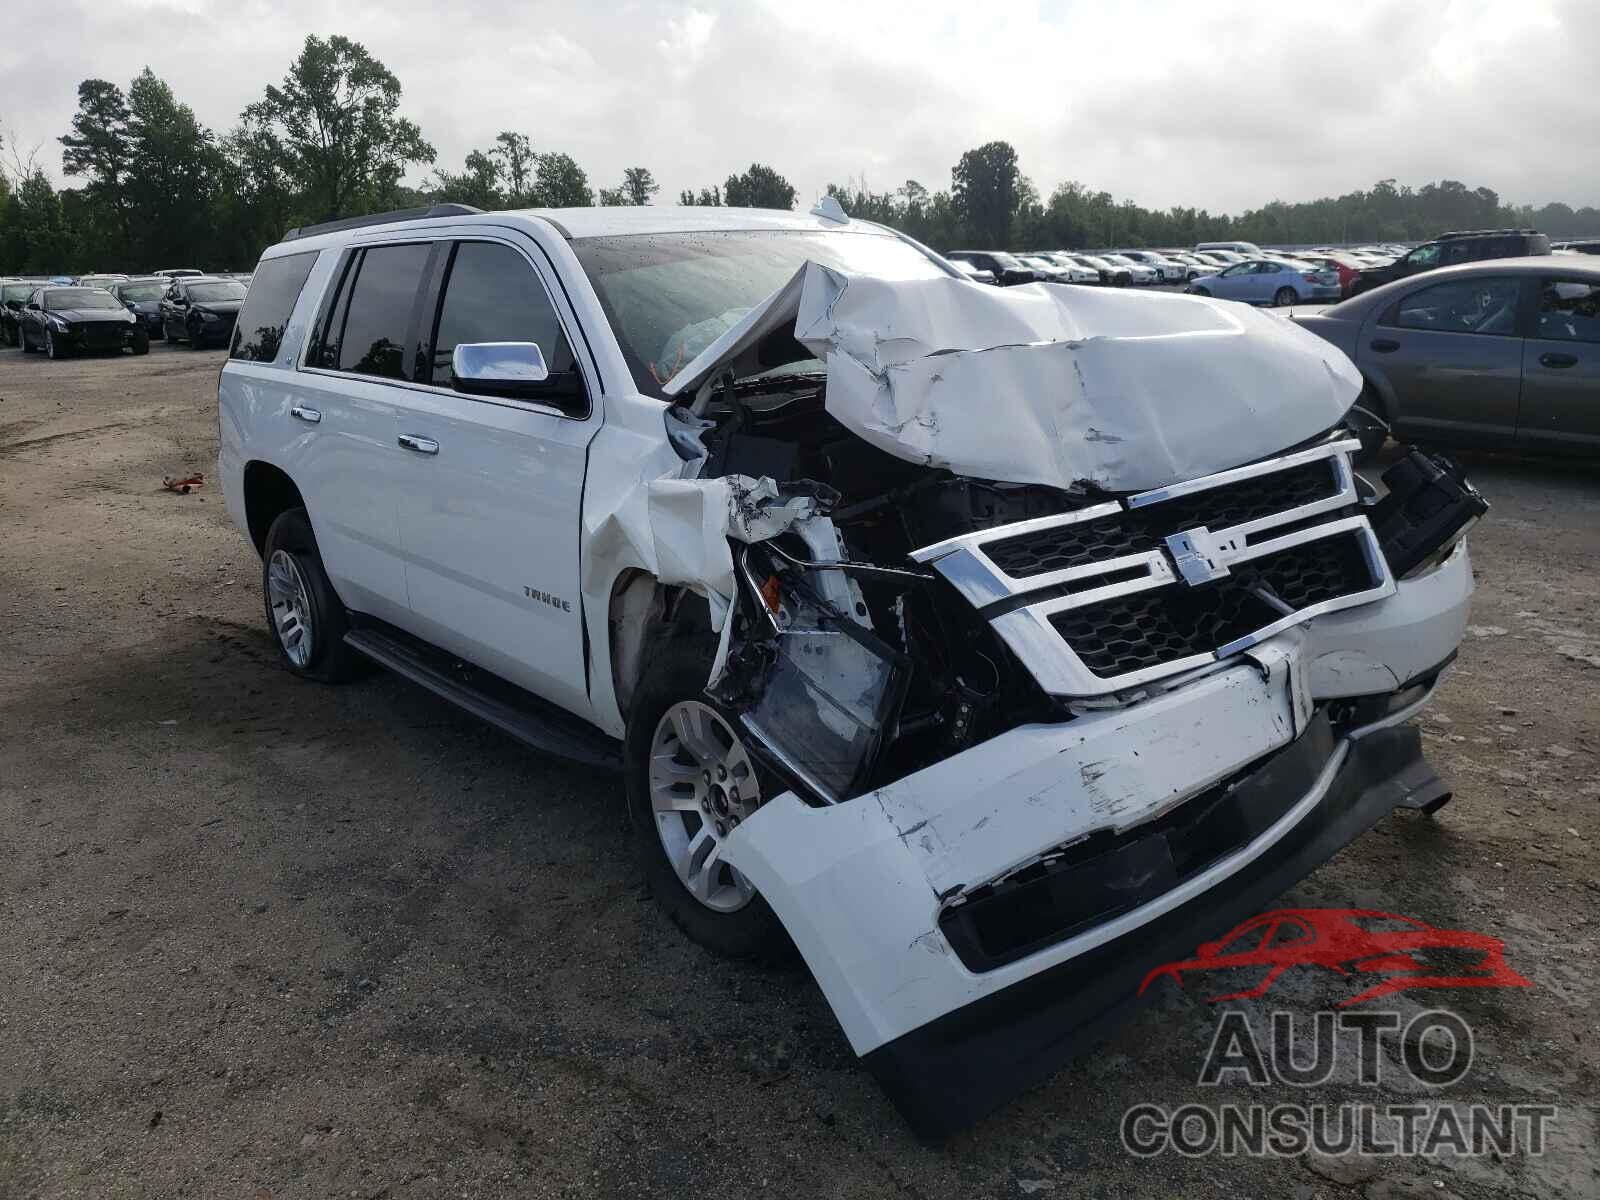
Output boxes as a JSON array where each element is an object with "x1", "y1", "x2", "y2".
[{"x1": 1, "y1": 344, "x2": 1596, "y2": 1199}]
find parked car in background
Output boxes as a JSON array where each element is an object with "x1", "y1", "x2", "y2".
[
  {"x1": 1062, "y1": 253, "x2": 1129, "y2": 286},
  {"x1": 1295, "y1": 256, "x2": 1599, "y2": 456},
  {"x1": 943, "y1": 250, "x2": 1036, "y2": 286},
  {"x1": 16, "y1": 286, "x2": 149, "y2": 358},
  {"x1": 1196, "y1": 240, "x2": 1262, "y2": 257},
  {"x1": 1163, "y1": 252, "x2": 1221, "y2": 280},
  {"x1": 1115, "y1": 251, "x2": 1187, "y2": 283},
  {"x1": 1187, "y1": 258, "x2": 1341, "y2": 306},
  {"x1": 1194, "y1": 249, "x2": 1245, "y2": 266},
  {"x1": 1285, "y1": 252, "x2": 1372, "y2": 298},
  {"x1": 152, "y1": 268, "x2": 206, "y2": 279},
  {"x1": 0, "y1": 279, "x2": 38, "y2": 345},
  {"x1": 1019, "y1": 254, "x2": 1099, "y2": 285},
  {"x1": 112, "y1": 277, "x2": 172, "y2": 339},
  {"x1": 1349, "y1": 229, "x2": 1551, "y2": 296},
  {"x1": 160, "y1": 276, "x2": 249, "y2": 347},
  {"x1": 1553, "y1": 240, "x2": 1600, "y2": 255},
  {"x1": 947, "y1": 258, "x2": 997, "y2": 285},
  {"x1": 77, "y1": 273, "x2": 129, "y2": 290},
  {"x1": 1095, "y1": 253, "x2": 1159, "y2": 285}
]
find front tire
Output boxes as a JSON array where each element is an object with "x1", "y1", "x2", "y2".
[
  {"x1": 1190, "y1": 285, "x2": 1211, "y2": 297},
  {"x1": 131, "y1": 330, "x2": 150, "y2": 356},
  {"x1": 260, "y1": 507, "x2": 365, "y2": 683},
  {"x1": 624, "y1": 638, "x2": 789, "y2": 961},
  {"x1": 189, "y1": 324, "x2": 207, "y2": 349},
  {"x1": 44, "y1": 328, "x2": 63, "y2": 359}
]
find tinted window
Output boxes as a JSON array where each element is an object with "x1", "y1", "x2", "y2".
[
  {"x1": 1391, "y1": 277, "x2": 1521, "y2": 336},
  {"x1": 230, "y1": 251, "x2": 317, "y2": 363},
  {"x1": 44, "y1": 289, "x2": 120, "y2": 311},
  {"x1": 1405, "y1": 244, "x2": 1442, "y2": 269},
  {"x1": 116, "y1": 282, "x2": 166, "y2": 302},
  {"x1": 329, "y1": 243, "x2": 430, "y2": 380},
  {"x1": 1535, "y1": 279, "x2": 1600, "y2": 344},
  {"x1": 184, "y1": 281, "x2": 247, "y2": 303},
  {"x1": 428, "y1": 241, "x2": 572, "y2": 387}
]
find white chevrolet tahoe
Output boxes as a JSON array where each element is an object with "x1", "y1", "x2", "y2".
[{"x1": 219, "y1": 202, "x2": 1485, "y2": 1137}]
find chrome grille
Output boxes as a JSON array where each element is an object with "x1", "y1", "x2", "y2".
[{"x1": 911, "y1": 438, "x2": 1395, "y2": 696}]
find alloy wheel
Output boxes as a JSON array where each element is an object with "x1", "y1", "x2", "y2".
[
  {"x1": 648, "y1": 700, "x2": 761, "y2": 913},
  {"x1": 266, "y1": 548, "x2": 315, "y2": 668}
]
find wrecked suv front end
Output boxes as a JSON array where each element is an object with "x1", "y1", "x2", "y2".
[{"x1": 578, "y1": 233, "x2": 1483, "y2": 1137}]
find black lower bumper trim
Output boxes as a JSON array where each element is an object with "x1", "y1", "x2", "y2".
[{"x1": 861, "y1": 717, "x2": 1448, "y2": 1141}]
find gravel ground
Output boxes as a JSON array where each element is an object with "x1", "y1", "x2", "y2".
[{"x1": 1, "y1": 343, "x2": 1596, "y2": 1199}]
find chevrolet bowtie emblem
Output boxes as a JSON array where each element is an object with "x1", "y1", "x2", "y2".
[{"x1": 1165, "y1": 526, "x2": 1235, "y2": 586}]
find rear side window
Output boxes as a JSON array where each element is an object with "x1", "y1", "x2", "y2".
[
  {"x1": 427, "y1": 241, "x2": 574, "y2": 387},
  {"x1": 1536, "y1": 279, "x2": 1600, "y2": 343},
  {"x1": 1390, "y1": 277, "x2": 1522, "y2": 336},
  {"x1": 322, "y1": 243, "x2": 431, "y2": 381},
  {"x1": 232, "y1": 253, "x2": 317, "y2": 362}
]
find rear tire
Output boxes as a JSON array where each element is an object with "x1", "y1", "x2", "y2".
[
  {"x1": 624, "y1": 636, "x2": 791, "y2": 962},
  {"x1": 1273, "y1": 287, "x2": 1298, "y2": 307},
  {"x1": 260, "y1": 507, "x2": 365, "y2": 683}
]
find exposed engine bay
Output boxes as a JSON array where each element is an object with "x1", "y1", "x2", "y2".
[{"x1": 683, "y1": 362, "x2": 1485, "y2": 810}]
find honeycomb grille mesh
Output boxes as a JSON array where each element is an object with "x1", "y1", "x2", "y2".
[
  {"x1": 983, "y1": 459, "x2": 1337, "y2": 580},
  {"x1": 1047, "y1": 532, "x2": 1373, "y2": 676}
]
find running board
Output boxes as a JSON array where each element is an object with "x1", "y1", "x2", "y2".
[{"x1": 343, "y1": 627, "x2": 622, "y2": 771}]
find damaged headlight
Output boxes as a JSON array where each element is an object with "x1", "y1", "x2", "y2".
[
  {"x1": 714, "y1": 557, "x2": 909, "y2": 805},
  {"x1": 1367, "y1": 448, "x2": 1487, "y2": 579}
]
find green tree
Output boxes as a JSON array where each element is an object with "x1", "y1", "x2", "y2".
[
  {"x1": 679, "y1": 185, "x2": 721, "y2": 206},
  {"x1": 1, "y1": 170, "x2": 73, "y2": 271},
  {"x1": 245, "y1": 34, "x2": 434, "y2": 221},
  {"x1": 491, "y1": 132, "x2": 536, "y2": 205},
  {"x1": 430, "y1": 148, "x2": 503, "y2": 209},
  {"x1": 951, "y1": 140, "x2": 1020, "y2": 249},
  {"x1": 59, "y1": 79, "x2": 134, "y2": 256},
  {"x1": 125, "y1": 69, "x2": 218, "y2": 267},
  {"x1": 723, "y1": 163, "x2": 796, "y2": 210},
  {"x1": 620, "y1": 166, "x2": 659, "y2": 206},
  {"x1": 530, "y1": 152, "x2": 591, "y2": 206}
]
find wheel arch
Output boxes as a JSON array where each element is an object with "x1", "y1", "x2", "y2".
[
  {"x1": 607, "y1": 570, "x2": 707, "y2": 721},
  {"x1": 242, "y1": 460, "x2": 305, "y2": 556}
]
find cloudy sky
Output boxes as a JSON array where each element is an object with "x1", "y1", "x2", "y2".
[{"x1": 6, "y1": 0, "x2": 1599, "y2": 213}]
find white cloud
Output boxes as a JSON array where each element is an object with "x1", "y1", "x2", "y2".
[{"x1": 4, "y1": 0, "x2": 1597, "y2": 213}]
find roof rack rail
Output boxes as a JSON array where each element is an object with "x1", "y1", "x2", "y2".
[
  {"x1": 283, "y1": 203, "x2": 484, "y2": 242},
  {"x1": 1436, "y1": 228, "x2": 1539, "y2": 240}
]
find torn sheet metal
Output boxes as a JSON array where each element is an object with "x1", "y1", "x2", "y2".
[
  {"x1": 587, "y1": 469, "x2": 824, "y2": 632},
  {"x1": 664, "y1": 261, "x2": 1364, "y2": 493}
]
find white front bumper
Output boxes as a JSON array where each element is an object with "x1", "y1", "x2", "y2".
[{"x1": 720, "y1": 540, "x2": 1473, "y2": 1056}]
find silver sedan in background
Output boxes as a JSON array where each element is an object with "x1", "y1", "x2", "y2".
[{"x1": 1186, "y1": 257, "x2": 1341, "y2": 306}]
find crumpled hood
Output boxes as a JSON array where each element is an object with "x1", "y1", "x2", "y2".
[{"x1": 663, "y1": 262, "x2": 1362, "y2": 493}]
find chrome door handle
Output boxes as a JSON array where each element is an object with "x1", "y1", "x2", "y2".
[
  {"x1": 290, "y1": 405, "x2": 322, "y2": 424},
  {"x1": 398, "y1": 434, "x2": 439, "y2": 455}
]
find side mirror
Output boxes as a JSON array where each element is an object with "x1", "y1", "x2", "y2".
[
  {"x1": 26, "y1": 302, "x2": 40, "y2": 310},
  {"x1": 452, "y1": 341, "x2": 587, "y2": 416}
]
